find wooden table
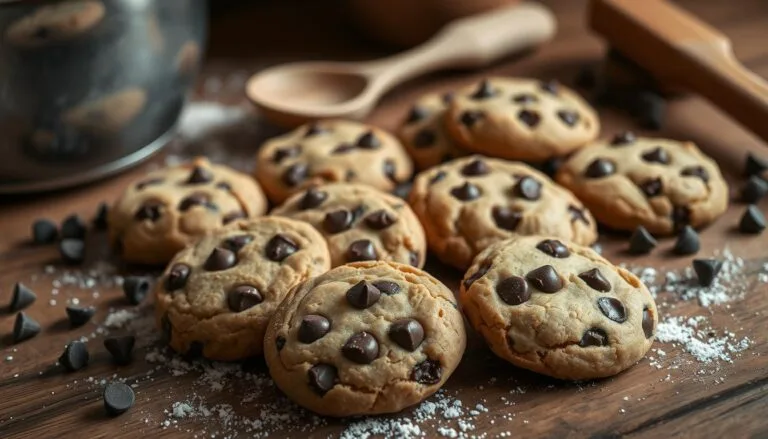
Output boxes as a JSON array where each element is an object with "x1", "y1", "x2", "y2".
[{"x1": 2, "y1": 1, "x2": 768, "y2": 437}]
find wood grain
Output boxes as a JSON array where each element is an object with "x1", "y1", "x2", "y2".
[{"x1": 2, "y1": 0, "x2": 768, "y2": 437}]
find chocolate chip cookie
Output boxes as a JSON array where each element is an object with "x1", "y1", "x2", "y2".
[
  {"x1": 255, "y1": 120, "x2": 413, "y2": 204},
  {"x1": 109, "y1": 157, "x2": 268, "y2": 265},
  {"x1": 264, "y1": 261, "x2": 466, "y2": 416},
  {"x1": 272, "y1": 183, "x2": 426, "y2": 268},
  {"x1": 5, "y1": 0, "x2": 105, "y2": 48},
  {"x1": 408, "y1": 155, "x2": 597, "y2": 270},
  {"x1": 461, "y1": 235, "x2": 658, "y2": 380},
  {"x1": 62, "y1": 88, "x2": 147, "y2": 136},
  {"x1": 155, "y1": 216, "x2": 331, "y2": 361},
  {"x1": 555, "y1": 133, "x2": 729, "y2": 234},
  {"x1": 444, "y1": 78, "x2": 599, "y2": 162},
  {"x1": 398, "y1": 91, "x2": 467, "y2": 170}
]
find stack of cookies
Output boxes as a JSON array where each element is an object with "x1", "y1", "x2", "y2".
[{"x1": 104, "y1": 76, "x2": 735, "y2": 417}]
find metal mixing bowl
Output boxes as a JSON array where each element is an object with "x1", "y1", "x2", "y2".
[{"x1": 0, "y1": 0, "x2": 207, "y2": 194}]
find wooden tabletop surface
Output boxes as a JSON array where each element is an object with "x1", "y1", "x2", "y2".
[{"x1": 3, "y1": 0, "x2": 768, "y2": 437}]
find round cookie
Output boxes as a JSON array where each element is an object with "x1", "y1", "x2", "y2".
[
  {"x1": 254, "y1": 119, "x2": 413, "y2": 204},
  {"x1": 109, "y1": 157, "x2": 268, "y2": 265},
  {"x1": 444, "y1": 77, "x2": 599, "y2": 162},
  {"x1": 398, "y1": 91, "x2": 467, "y2": 170},
  {"x1": 555, "y1": 133, "x2": 729, "y2": 234},
  {"x1": 264, "y1": 261, "x2": 466, "y2": 417},
  {"x1": 5, "y1": 1, "x2": 106, "y2": 48},
  {"x1": 460, "y1": 235, "x2": 658, "y2": 380},
  {"x1": 272, "y1": 183, "x2": 427, "y2": 268},
  {"x1": 408, "y1": 155, "x2": 598, "y2": 270},
  {"x1": 155, "y1": 216, "x2": 331, "y2": 361},
  {"x1": 63, "y1": 88, "x2": 147, "y2": 136}
]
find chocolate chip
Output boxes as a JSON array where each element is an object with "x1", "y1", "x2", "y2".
[
  {"x1": 512, "y1": 93, "x2": 538, "y2": 104},
  {"x1": 579, "y1": 268, "x2": 611, "y2": 292},
  {"x1": 451, "y1": 181, "x2": 481, "y2": 201},
  {"x1": 463, "y1": 262, "x2": 490, "y2": 290},
  {"x1": 93, "y1": 202, "x2": 109, "y2": 230},
  {"x1": 557, "y1": 110, "x2": 580, "y2": 127},
  {"x1": 411, "y1": 359, "x2": 441, "y2": 384},
  {"x1": 739, "y1": 205, "x2": 766, "y2": 234},
  {"x1": 409, "y1": 251, "x2": 420, "y2": 267},
  {"x1": 641, "y1": 147, "x2": 669, "y2": 164},
  {"x1": 518, "y1": 109, "x2": 541, "y2": 128},
  {"x1": 638, "y1": 178, "x2": 663, "y2": 197},
  {"x1": 122, "y1": 276, "x2": 150, "y2": 305},
  {"x1": 300, "y1": 187, "x2": 328, "y2": 209},
  {"x1": 356, "y1": 130, "x2": 380, "y2": 149},
  {"x1": 136, "y1": 177, "x2": 163, "y2": 190},
  {"x1": 13, "y1": 312, "x2": 40, "y2": 343},
  {"x1": 540, "y1": 158, "x2": 563, "y2": 178},
  {"x1": 525, "y1": 265, "x2": 563, "y2": 293},
  {"x1": 60, "y1": 239, "x2": 85, "y2": 265},
  {"x1": 227, "y1": 285, "x2": 262, "y2": 311},
  {"x1": 308, "y1": 364, "x2": 337, "y2": 395},
  {"x1": 692, "y1": 259, "x2": 723, "y2": 287},
  {"x1": 103, "y1": 382, "x2": 135, "y2": 416},
  {"x1": 304, "y1": 123, "x2": 327, "y2": 137},
  {"x1": 373, "y1": 280, "x2": 400, "y2": 295},
  {"x1": 497, "y1": 276, "x2": 530, "y2": 305},
  {"x1": 536, "y1": 239, "x2": 570, "y2": 258},
  {"x1": 222, "y1": 211, "x2": 247, "y2": 224},
  {"x1": 470, "y1": 79, "x2": 496, "y2": 100},
  {"x1": 461, "y1": 159, "x2": 490, "y2": 176},
  {"x1": 104, "y1": 336, "x2": 135, "y2": 365},
  {"x1": 351, "y1": 204, "x2": 367, "y2": 221},
  {"x1": 413, "y1": 129, "x2": 437, "y2": 148},
  {"x1": 134, "y1": 202, "x2": 162, "y2": 221},
  {"x1": 165, "y1": 264, "x2": 191, "y2": 290},
  {"x1": 179, "y1": 193, "x2": 214, "y2": 211},
  {"x1": 346, "y1": 169, "x2": 357, "y2": 182},
  {"x1": 628, "y1": 226, "x2": 657, "y2": 254},
  {"x1": 460, "y1": 110, "x2": 484, "y2": 128},
  {"x1": 407, "y1": 106, "x2": 428, "y2": 123},
  {"x1": 389, "y1": 319, "x2": 425, "y2": 351},
  {"x1": 346, "y1": 280, "x2": 381, "y2": 309},
  {"x1": 332, "y1": 143, "x2": 356, "y2": 155},
  {"x1": 742, "y1": 176, "x2": 768, "y2": 203},
  {"x1": 347, "y1": 239, "x2": 378, "y2": 262},
  {"x1": 672, "y1": 205, "x2": 691, "y2": 232},
  {"x1": 186, "y1": 166, "x2": 213, "y2": 184},
  {"x1": 342, "y1": 332, "x2": 379, "y2": 364},
  {"x1": 584, "y1": 158, "x2": 615, "y2": 178},
  {"x1": 430, "y1": 171, "x2": 447, "y2": 185},
  {"x1": 540, "y1": 80, "x2": 559, "y2": 95},
  {"x1": 283, "y1": 163, "x2": 308, "y2": 187},
  {"x1": 513, "y1": 176, "x2": 541, "y2": 200},
  {"x1": 579, "y1": 328, "x2": 608, "y2": 347},
  {"x1": 673, "y1": 225, "x2": 700, "y2": 255},
  {"x1": 365, "y1": 210, "x2": 396, "y2": 230},
  {"x1": 597, "y1": 297, "x2": 627, "y2": 323},
  {"x1": 216, "y1": 181, "x2": 232, "y2": 191},
  {"x1": 492, "y1": 206, "x2": 522, "y2": 231},
  {"x1": 223, "y1": 234, "x2": 253, "y2": 252},
  {"x1": 568, "y1": 205, "x2": 590, "y2": 225},
  {"x1": 32, "y1": 219, "x2": 58, "y2": 244},
  {"x1": 66, "y1": 306, "x2": 95, "y2": 328},
  {"x1": 61, "y1": 214, "x2": 86, "y2": 239},
  {"x1": 298, "y1": 315, "x2": 331, "y2": 343},
  {"x1": 442, "y1": 92, "x2": 454, "y2": 103},
  {"x1": 266, "y1": 234, "x2": 299, "y2": 261},
  {"x1": 611, "y1": 131, "x2": 636, "y2": 146},
  {"x1": 323, "y1": 209, "x2": 354, "y2": 233},
  {"x1": 276, "y1": 336, "x2": 286, "y2": 351},
  {"x1": 642, "y1": 307, "x2": 654, "y2": 338},
  {"x1": 59, "y1": 340, "x2": 89, "y2": 371},
  {"x1": 680, "y1": 166, "x2": 709, "y2": 183},
  {"x1": 273, "y1": 145, "x2": 301, "y2": 163},
  {"x1": 9, "y1": 283, "x2": 36, "y2": 311},
  {"x1": 204, "y1": 247, "x2": 237, "y2": 271},
  {"x1": 745, "y1": 153, "x2": 768, "y2": 177}
]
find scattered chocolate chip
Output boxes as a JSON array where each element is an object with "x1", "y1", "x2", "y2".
[
  {"x1": 266, "y1": 234, "x2": 299, "y2": 261},
  {"x1": 103, "y1": 382, "x2": 135, "y2": 416},
  {"x1": 470, "y1": 79, "x2": 496, "y2": 100},
  {"x1": 460, "y1": 110, "x2": 484, "y2": 128},
  {"x1": 597, "y1": 297, "x2": 627, "y2": 323},
  {"x1": 372, "y1": 280, "x2": 400, "y2": 295},
  {"x1": 356, "y1": 130, "x2": 381, "y2": 149},
  {"x1": 31, "y1": 219, "x2": 58, "y2": 244},
  {"x1": 276, "y1": 336, "x2": 286, "y2": 351},
  {"x1": 204, "y1": 247, "x2": 237, "y2": 271},
  {"x1": 461, "y1": 159, "x2": 490, "y2": 176},
  {"x1": 93, "y1": 203, "x2": 109, "y2": 230},
  {"x1": 135, "y1": 202, "x2": 162, "y2": 221},
  {"x1": 513, "y1": 176, "x2": 542, "y2": 200},
  {"x1": 628, "y1": 226, "x2": 657, "y2": 254},
  {"x1": 497, "y1": 276, "x2": 530, "y2": 305},
  {"x1": 492, "y1": 206, "x2": 522, "y2": 231},
  {"x1": 342, "y1": 332, "x2": 379, "y2": 364},
  {"x1": 579, "y1": 268, "x2": 612, "y2": 292},
  {"x1": 584, "y1": 158, "x2": 616, "y2": 178},
  {"x1": 739, "y1": 205, "x2": 766, "y2": 234},
  {"x1": 411, "y1": 359, "x2": 442, "y2": 384},
  {"x1": 227, "y1": 285, "x2": 263, "y2": 311},
  {"x1": 283, "y1": 163, "x2": 309, "y2": 187},
  {"x1": 407, "y1": 106, "x2": 429, "y2": 123},
  {"x1": 136, "y1": 177, "x2": 163, "y2": 190},
  {"x1": 365, "y1": 210, "x2": 396, "y2": 230},
  {"x1": 745, "y1": 153, "x2": 768, "y2": 177},
  {"x1": 641, "y1": 147, "x2": 670, "y2": 164},
  {"x1": 673, "y1": 226, "x2": 700, "y2": 255},
  {"x1": 323, "y1": 209, "x2": 354, "y2": 233},
  {"x1": 104, "y1": 335, "x2": 135, "y2": 365},
  {"x1": 451, "y1": 182, "x2": 481, "y2": 201},
  {"x1": 61, "y1": 214, "x2": 86, "y2": 239},
  {"x1": 304, "y1": 123, "x2": 327, "y2": 137},
  {"x1": 346, "y1": 280, "x2": 381, "y2": 309},
  {"x1": 389, "y1": 319, "x2": 425, "y2": 351},
  {"x1": 430, "y1": 171, "x2": 447, "y2": 185},
  {"x1": 463, "y1": 262, "x2": 491, "y2": 290},
  {"x1": 59, "y1": 340, "x2": 89, "y2": 371},
  {"x1": 9, "y1": 283, "x2": 36, "y2": 311},
  {"x1": 672, "y1": 205, "x2": 690, "y2": 232},
  {"x1": 642, "y1": 307, "x2": 654, "y2": 338},
  {"x1": 332, "y1": 143, "x2": 356, "y2": 155},
  {"x1": 568, "y1": 205, "x2": 590, "y2": 225},
  {"x1": 692, "y1": 259, "x2": 723, "y2": 287},
  {"x1": 298, "y1": 315, "x2": 331, "y2": 343},
  {"x1": 308, "y1": 364, "x2": 337, "y2": 395},
  {"x1": 186, "y1": 166, "x2": 213, "y2": 184},
  {"x1": 512, "y1": 93, "x2": 538, "y2": 104},
  {"x1": 611, "y1": 131, "x2": 636, "y2": 146},
  {"x1": 413, "y1": 129, "x2": 437, "y2": 148},
  {"x1": 13, "y1": 312, "x2": 40, "y2": 343},
  {"x1": 273, "y1": 145, "x2": 301, "y2": 163},
  {"x1": 536, "y1": 239, "x2": 570, "y2": 258},
  {"x1": 66, "y1": 306, "x2": 95, "y2": 328},
  {"x1": 742, "y1": 176, "x2": 768, "y2": 203},
  {"x1": 557, "y1": 110, "x2": 580, "y2": 127},
  {"x1": 526, "y1": 265, "x2": 563, "y2": 293},
  {"x1": 165, "y1": 264, "x2": 191, "y2": 290},
  {"x1": 222, "y1": 211, "x2": 246, "y2": 224},
  {"x1": 638, "y1": 178, "x2": 663, "y2": 197},
  {"x1": 300, "y1": 187, "x2": 328, "y2": 209},
  {"x1": 59, "y1": 239, "x2": 85, "y2": 265},
  {"x1": 680, "y1": 166, "x2": 709, "y2": 183},
  {"x1": 347, "y1": 239, "x2": 377, "y2": 262},
  {"x1": 517, "y1": 109, "x2": 541, "y2": 128},
  {"x1": 179, "y1": 193, "x2": 214, "y2": 211},
  {"x1": 579, "y1": 328, "x2": 608, "y2": 347}
]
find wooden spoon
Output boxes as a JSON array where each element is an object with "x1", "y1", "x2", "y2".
[
  {"x1": 245, "y1": 2, "x2": 556, "y2": 127},
  {"x1": 589, "y1": 0, "x2": 768, "y2": 143}
]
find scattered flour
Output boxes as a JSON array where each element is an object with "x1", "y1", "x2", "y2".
[{"x1": 655, "y1": 316, "x2": 751, "y2": 363}]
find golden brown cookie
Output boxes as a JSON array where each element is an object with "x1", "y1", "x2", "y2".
[
  {"x1": 555, "y1": 133, "x2": 729, "y2": 234},
  {"x1": 264, "y1": 261, "x2": 466, "y2": 416},
  {"x1": 272, "y1": 183, "x2": 426, "y2": 268},
  {"x1": 254, "y1": 120, "x2": 413, "y2": 204},
  {"x1": 409, "y1": 155, "x2": 597, "y2": 270},
  {"x1": 155, "y1": 217, "x2": 331, "y2": 361},
  {"x1": 5, "y1": 1, "x2": 105, "y2": 48},
  {"x1": 461, "y1": 235, "x2": 658, "y2": 380},
  {"x1": 109, "y1": 157, "x2": 267, "y2": 265},
  {"x1": 444, "y1": 77, "x2": 599, "y2": 162}
]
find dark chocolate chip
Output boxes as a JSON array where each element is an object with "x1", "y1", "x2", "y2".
[
  {"x1": 346, "y1": 280, "x2": 381, "y2": 309},
  {"x1": 513, "y1": 176, "x2": 542, "y2": 200},
  {"x1": 59, "y1": 341, "x2": 89, "y2": 371},
  {"x1": 496, "y1": 276, "x2": 530, "y2": 305},
  {"x1": 59, "y1": 239, "x2": 85, "y2": 265},
  {"x1": 300, "y1": 187, "x2": 328, "y2": 209},
  {"x1": 641, "y1": 147, "x2": 670, "y2": 164},
  {"x1": 332, "y1": 143, "x2": 356, "y2": 155},
  {"x1": 525, "y1": 265, "x2": 563, "y2": 293},
  {"x1": 136, "y1": 177, "x2": 163, "y2": 190},
  {"x1": 407, "y1": 106, "x2": 429, "y2": 124},
  {"x1": 216, "y1": 181, "x2": 232, "y2": 191},
  {"x1": 579, "y1": 328, "x2": 608, "y2": 347},
  {"x1": 692, "y1": 259, "x2": 723, "y2": 287},
  {"x1": 611, "y1": 131, "x2": 636, "y2": 146},
  {"x1": 430, "y1": 171, "x2": 447, "y2": 185},
  {"x1": 61, "y1": 214, "x2": 86, "y2": 240},
  {"x1": 298, "y1": 315, "x2": 331, "y2": 343},
  {"x1": 512, "y1": 93, "x2": 538, "y2": 104},
  {"x1": 742, "y1": 176, "x2": 768, "y2": 203},
  {"x1": 540, "y1": 80, "x2": 559, "y2": 95},
  {"x1": 351, "y1": 204, "x2": 368, "y2": 221},
  {"x1": 223, "y1": 234, "x2": 253, "y2": 252},
  {"x1": 365, "y1": 210, "x2": 397, "y2": 230},
  {"x1": 227, "y1": 285, "x2": 263, "y2": 311},
  {"x1": 557, "y1": 110, "x2": 580, "y2": 127},
  {"x1": 304, "y1": 123, "x2": 327, "y2": 137},
  {"x1": 673, "y1": 225, "x2": 700, "y2": 255},
  {"x1": 165, "y1": 263, "x2": 191, "y2": 290},
  {"x1": 579, "y1": 268, "x2": 611, "y2": 292},
  {"x1": 463, "y1": 262, "x2": 491, "y2": 290},
  {"x1": 536, "y1": 239, "x2": 570, "y2": 258},
  {"x1": 413, "y1": 129, "x2": 437, "y2": 148},
  {"x1": 346, "y1": 169, "x2": 357, "y2": 182},
  {"x1": 308, "y1": 364, "x2": 337, "y2": 395},
  {"x1": 372, "y1": 280, "x2": 400, "y2": 295},
  {"x1": 186, "y1": 166, "x2": 213, "y2": 184},
  {"x1": 273, "y1": 145, "x2": 301, "y2": 163},
  {"x1": 9, "y1": 283, "x2": 36, "y2": 311},
  {"x1": 470, "y1": 79, "x2": 496, "y2": 100},
  {"x1": 134, "y1": 202, "x2": 162, "y2": 221},
  {"x1": 383, "y1": 159, "x2": 398, "y2": 183},
  {"x1": 323, "y1": 209, "x2": 354, "y2": 234},
  {"x1": 179, "y1": 193, "x2": 215, "y2": 212},
  {"x1": 628, "y1": 226, "x2": 657, "y2": 254},
  {"x1": 104, "y1": 335, "x2": 135, "y2": 365},
  {"x1": 32, "y1": 219, "x2": 58, "y2": 244},
  {"x1": 13, "y1": 312, "x2": 40, "y2": 343},
  {"x1": 672, "y1": 205, "x2": 690, "y2": 232},
  {"x1": 442, "y1": 92, "x2": 455, "y2": 104},
  {"x1": 347, "y1": 239, "x2": 377, "y2": 262},
  {"x1": 204, "y1": 247, "x2": 237, "y2": 271},
  {"x1": 460, "y1": 110, "x2": 484, "y2": 128},
  {"x1": 518, "y1": 109, "x2": 541, "y2": 128},
  {"x1": 450, "y1": 181, "x2": 481, "y2": 201},
  {"x1": 739, "y1": 205, "x2": 766, "y2": 234},
  {"x1": 492, "y1": 206, "x2": 522, "y2": 231},
  {"x1": 409, "y1": 251, "x2": 420, "y2": 267},
  {"x1": 540, "y1": 157, "x2": 563, "y2": 178},
  {"x1": 568, "y1": 205, "x2": 590, "y2": 225},
  {"x1": 222, "y1": 211, "x2": 247, "y2": 224},
  {"x1": 745, "y1": 153, "x2": 768, "y2": 177},
  {"x1": 584, "y1": 158, "x2": 616, "y2": 178},
  {"x1": 680, "y1": 166, "x2": 709, "y2": 183},
  {"x1": 634, "y1": 91, "x2": 666, "y2": 130},
  {"x1": 276, "y1": 336, "x2": 286, "y2": 351},
  {"x1": 283, "y1": 163, "x2": 309, "y2": 187},
  {"x1": 411, "y1": 359, "x2": 442, "y2": 384},
  {"x1": 103, "y1": 382, "x2": 135, "y2": 416},
  {"x1": 356, "y1": 131, "x2": 381, "y2": 149},
  {"x1": 597, "y1": 297, "x2": 627, "y2": 323},
  {"x1": 389, "y1": 319, "x2": 425, "y2": 351},
  {"x1": 266, "y1": 234, "x2": 299, "y2": 261},
  {"x1": 642, "y1": 307, "x2": 654, "y2": 338},
  {"x1": 342, "y1": 332, "x2": 379, "y2": 364},
  {"x1": 66, "y1": 306, "x2": 95, "y2": 328},
  {"x1": 461, "y1": 159, "x2": 490, "y2": 176},
  {"x1": 638, "y1": 178, "x2": 663, "y2": 197}
]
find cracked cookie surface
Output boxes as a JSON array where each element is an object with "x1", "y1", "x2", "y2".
[
  {"x1": 272, "y1": 183, "x2": 427, "y2": 268},
  {"x1": 264, "y1": 261, "x2": 466, "y2": 416},
  {"x1": 154, "y1": 216, "x2": 331, "y2": 361},
  {"x1": 460, "y1": 235, "x2": 658, "y2": 380},
  {"x1": 556, "y1": 134, "x2": 728, "y2": 234},
  {"x1": 109, "y1": 157, "x2": 267, "y2": 265},
  {"x1": 409, "y1": 155, "x2": 597, "y2": 270}
]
